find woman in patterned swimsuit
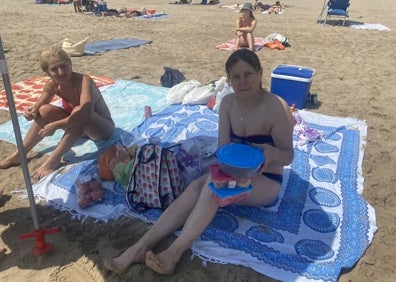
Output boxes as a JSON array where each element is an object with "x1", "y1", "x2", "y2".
[
  {"x1": 0, "y1": 46, "x2": 114, "y2": 179},
  {"x1": 104, "y1": 49, "x2": 294, "y2": 275}
]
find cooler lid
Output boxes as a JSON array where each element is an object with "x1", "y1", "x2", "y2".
[{"x1": 272, "y1": 64, "x2": 315, "y2": 79}]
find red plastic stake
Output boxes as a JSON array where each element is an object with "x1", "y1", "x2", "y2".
[{"x1": 19, "y1": 227, "x2": 59, "y2": 255}]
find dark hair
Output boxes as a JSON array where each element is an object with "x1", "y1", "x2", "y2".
[{"x1": 225, "y1": 49, "x2": 262, "y2": 77}]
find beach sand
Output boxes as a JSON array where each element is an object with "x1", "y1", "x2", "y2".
[{"x1": 0, "y1": 0, "x2": 395, "y2": 281}]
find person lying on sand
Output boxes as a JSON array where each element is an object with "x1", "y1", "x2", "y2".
[
  {"x1": 104, "y1": 49, "x2": 294, "y2": 275},
  {"x1": 0, "y1": 46, "x2": 114, "y2": 179},
  {"x1": 256, "y1": 1, "x2": 285, "y2": 14}
]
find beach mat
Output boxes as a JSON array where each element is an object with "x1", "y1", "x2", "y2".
[
  {"x1": 85, "y1": 38, "x2": 152, "y2": 55},
  {"x1": 0, "y1": 80, "x2": 169, "y2": 162},
  {"x1": 31, "y1": 89, "x2": 376, "y2": 282},
  {"x1": 216, "y1": 37, "x2": 267, "y2": 51},
  {"x1": 0, "y1": 76, "x2": 114, "y2": 113}
]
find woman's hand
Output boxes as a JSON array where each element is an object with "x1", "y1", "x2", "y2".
[
  {"x1": 253, "y1": 143, "x2": 275, "y2": 174},
  {"x1": 38, "y1": 123, "x2": 58, "y2": 137},
  {"x1": 23, "y1": 105, "x2": 39, "y2": 121},
  {"x1": 236, "y1": 30, "x2": 243, "y2": 37}
]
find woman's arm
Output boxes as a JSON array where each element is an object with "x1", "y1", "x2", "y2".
[
  {"x1": 238, "y1": 18, "x2": 257, "y2": 33},
  {"x1": 23, "y1": 80, "x2": 56, "y2": 121},
  {"x1": 49, "y1": 74, "x2": 95, "y2": 131},
  {"x1": 259, "y1": 97, "x2": 294, "y2": 170},
  {"x1": 217, "y1": 94, "x2": 232, "y2": 147},
  {"x1": 64, "y1": 74, "x2": 95, "y2": 128}
]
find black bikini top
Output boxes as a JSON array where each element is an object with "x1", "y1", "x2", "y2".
[{"x1": 230, "y1": 130, "x2": 274, "y2": 146}]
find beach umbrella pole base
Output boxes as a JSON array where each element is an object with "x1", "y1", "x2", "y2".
[
  {"x1": 0, "y1": 35, "x2": 59, "y2": 255},
  {"x1": 18, "y1": 228, "x2": 59, "y2": 255}
]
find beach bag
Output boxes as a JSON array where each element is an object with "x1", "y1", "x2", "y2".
[
  {"x1": 126, "y1": 143, "x2": 185, "y2": 211},
  {"x1": 182, "y1": 77, "x2": 227, "y2": 105},
  {"x1": 62, "y1": 37, "x2": 88, "y2": 57},
  {"x1": 166, "y1": 79, "x2": 202, "y2": 104},
  {"x1": 160, "y1": 67, "x2": 185, "y2": 88}
]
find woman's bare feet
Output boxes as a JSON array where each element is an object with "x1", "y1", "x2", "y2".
[
  {"x1": 145, "y1": 250, "x2": 177, "y2": 275},
  {"x1": 31, "y1": 158, "x2": 61, "y2": 179},
  {"x1": 0, "y1": 154, "x2": 20, "y2": 169},
  {"x1": 104, "y1": 245, "x2": 147, "y2": 274}
]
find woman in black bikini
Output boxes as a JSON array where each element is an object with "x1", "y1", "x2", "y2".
[
  {"x1": 0, "y1": 46, "x2": 114, "y2": 179},
  {"x1": 104, "y1": 49, "x2": 294, "y2": 275}
]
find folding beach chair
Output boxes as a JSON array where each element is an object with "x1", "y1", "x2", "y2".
[{"x1": 323, "y1": 0, "x2": 350, "y2": 26}]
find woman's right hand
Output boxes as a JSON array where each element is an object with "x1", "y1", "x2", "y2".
[{"x1": 23, "y1": 106, "x2": 38, "y2": 121}]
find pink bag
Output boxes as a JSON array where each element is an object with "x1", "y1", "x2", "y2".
[{"x1": 126, "y1": 143, "x2": 185, "y2": 211}]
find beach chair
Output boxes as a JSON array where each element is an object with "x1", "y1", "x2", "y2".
[{"x1": 323, "y1": 0, "x2": 350, "y2": 26}]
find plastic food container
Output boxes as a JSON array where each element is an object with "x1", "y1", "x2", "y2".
[
  {"x1": 216, "y1": 144, "x2": 264, "y2": 178},
  {"x1": 208, "y1": 164, "x2": 253, "y2": 207}
]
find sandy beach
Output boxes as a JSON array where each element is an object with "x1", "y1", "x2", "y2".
[{"x1": 0, "y1": 0, "x2": 395, "y2": 281}]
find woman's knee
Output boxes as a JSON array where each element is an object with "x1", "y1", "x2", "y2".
[
  {"x1": 38, "y1": 104, "x2": 67, "y2": 120},
  {"x1": 241, "y1": 180, "x2": 281, "y2": 206}
]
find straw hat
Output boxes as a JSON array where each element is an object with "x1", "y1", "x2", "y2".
[{"x1": 240, "y1": 3, "x2": 253, "y2": 12}]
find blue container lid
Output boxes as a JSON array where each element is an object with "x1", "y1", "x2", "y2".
[
  {"x1": 216, "y1": 144, "x2": 264, "y2": 169},
  {"x1": 208, "y1": 182, "x2": 253, "y2": 199},
  {"x1": 272, "y1": 64, "x2": 315, "y2": 79}
]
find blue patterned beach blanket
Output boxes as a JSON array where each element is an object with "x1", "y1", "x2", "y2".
[{"x1": 30, "y1": 89, "x2": 376, "y2": 282}]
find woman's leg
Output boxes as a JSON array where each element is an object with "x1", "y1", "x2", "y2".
[
  {"x1": 237, "y1": 174, "x2": 282, "y2": 206},
  {"x1": 145, "y1": 175, "x2": 219, "y2": 275},
  {"x1": 32, "y1": 125, "x2": 84, "y2": 179},
  {"x1": 0, "y1": 105, "x2": 65, "y2": 170},
  {"x1": 104, "y1": 174, "x2": 208, "y2": 274},
  {"x1": 82, "y1": 110, "x2": 115, "y2": 140},
  {"x1": 235, "y1": 36, "x2": 241, "y2": 50},
  {"x1": 0, "y1": 122, "x2": 43, "y2": 169},
  {"x1": 24, "y1": 105, "x2": 78, "y2": 179},
  {"x1": 246, "y1": 33, "x2": 254, "y2": 51},
  {"x1": 32, "y1": 106, "x2": 114, "y2": 179}
]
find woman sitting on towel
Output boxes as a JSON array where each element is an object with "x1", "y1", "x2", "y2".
[
  {"x1": 235, "y1": 3, "x2": 257, "y2": 51},
  {"x1": 0, "y1": 46, "x2": 115, "y2": 179},
  {"x1": 104, "y1": 49, "x2": 294, "y2": 275}
]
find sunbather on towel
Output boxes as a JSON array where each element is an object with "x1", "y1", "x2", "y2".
[
  {"x1": 0, "y1": 46, "x2": 115, "y2": 179},
  {"x1": 104, "y1": 49, "x2": 294, "y2": 275},
  {"x1": 266, "y1": 1, "x2": 285, "y2": 14},
  {"x1": 235, "y1": 3, "x2": 257, "y2": 51}
]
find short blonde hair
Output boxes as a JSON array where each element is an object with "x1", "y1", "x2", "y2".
[{"x1": 39, "y1": 46, "x2": 72, "y2": 74}]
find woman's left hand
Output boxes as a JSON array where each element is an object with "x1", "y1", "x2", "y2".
[
  {"x1": 253, "y1": 143, "x2": 274, "y2": 173},
  {"x1": 38, "y1": 123, "x2": 57, "y2": 137}
]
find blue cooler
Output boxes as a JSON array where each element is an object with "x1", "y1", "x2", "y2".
[{"x1": 270, "y1": 64, "x2": 315, "y2": 109}]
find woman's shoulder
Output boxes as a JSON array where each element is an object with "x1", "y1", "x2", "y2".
[
  {"x1": 222, "y1": 92, "x2": 236, "y2": 103},
  {"x1": 262, "y1": 92, "x2": 288, "y2": 112}
]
